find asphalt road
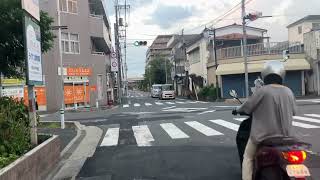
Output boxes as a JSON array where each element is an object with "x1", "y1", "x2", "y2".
[{"x1": 43, "y1": 90, "x2": 320, "y2": 180}]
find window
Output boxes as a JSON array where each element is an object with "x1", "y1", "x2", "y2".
[
  {"x1": 188, "y1": 48, "x2": 200, "y2": 64},
  {"x1": 60, "y1": 0, "x2": 78, "y2": 13},
  {"x1": 312, "y1": 23, "x2": 320, "y2": 30},
  {"x1": 298, "y1": 26, "x2": 302, "y2": 34},
  {"x1": 61, "y1": 32, "x2": 80, "y2": 54}
]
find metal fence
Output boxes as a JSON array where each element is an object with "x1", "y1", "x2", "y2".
[{"x1": 216, "y1": 42, "x2": 303, "y2": 60}]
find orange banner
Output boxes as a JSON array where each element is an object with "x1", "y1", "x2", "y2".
[
  {"x1": 67, "y1": 67, "x2": 92, "y2": 76},
  {"x1": 24, "y1": 87, "x2": 47, "y2": 106},
  {"x1": 64, "y1": 85, "x2": 90, "y2": 104}
]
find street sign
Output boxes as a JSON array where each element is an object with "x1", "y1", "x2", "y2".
[
  {"x1": 24, "y1": 15, "x2": 43, "y2": 85},
  {"x1": 111, "y1": 58, "x2": 119, "y2": 72},
  {"x1": 111, "y1": 52, "x2": 117, "y2": 58},
  {"x1": 22, "y1": 0, "x2": 40, "y2": 21}
]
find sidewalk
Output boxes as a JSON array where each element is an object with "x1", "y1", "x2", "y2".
[{"x1": 43, "y1": 122, "x2": 103, "y2": 180}]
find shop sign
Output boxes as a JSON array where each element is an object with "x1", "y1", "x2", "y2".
[
  {"x1": 2, "y1": 86, "x2": 24, "y2": 98},
  {"x1": 67, "y1": 67, "x2": 92, "y2": 76},
  {"x1": 1, "y1": 78, "x2": 25, "y2": 85}
]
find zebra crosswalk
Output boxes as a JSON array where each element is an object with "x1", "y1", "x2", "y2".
[
  {"x1": 122, "y1": 101, "x2": 206, "y2": 108},
  {"x1": 99, "y1": 114, "x2": 320, "y2": 147}
]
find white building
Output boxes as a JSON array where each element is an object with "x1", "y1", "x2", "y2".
[{"x1": 287, "y1": 15, "x2": 320, "y2": 44}]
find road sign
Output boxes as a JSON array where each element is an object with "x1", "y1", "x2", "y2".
[
  {"x1": 111, "y1": 58, "x2": 119, "y2": 72},
  {"x1": 111, "y1": 52, "x2": 117, "y2": 58}
]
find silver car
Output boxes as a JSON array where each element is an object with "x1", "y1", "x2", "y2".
[
  {"x1": 151, "y1": 84, "x2": 162, "y2": 98},
  {"x1": 159, "y1": 84, "x2": 175, "y2": 100}
]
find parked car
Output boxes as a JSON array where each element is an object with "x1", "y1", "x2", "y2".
[
  {"x1": 159, "y1": 84, "x2": 175, "y2": 100},
  {"x1": 151, "y1": 84, "x2": 162, "y2": 98}
]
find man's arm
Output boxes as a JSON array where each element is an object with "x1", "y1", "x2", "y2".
[{"x1": 237, "y1": 88, "x2": 265, "y2": 114}]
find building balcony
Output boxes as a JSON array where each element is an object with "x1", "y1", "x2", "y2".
[
  {"x1": 89, "y1": 15, "x2": 112, "y2": 54},
  {"x1": 215, "y1": 41, "x2": 304, "y2": 61}
]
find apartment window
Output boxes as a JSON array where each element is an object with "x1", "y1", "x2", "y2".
[
  {"x1": 298, "y1": 26, "x2": 302, "y2": 34},
  {"x1": 60, "y1": 0, "x2": 78, "y2": 13},
  {"x1": 61, "y1": 32, "x2": 80, "y2": 54},
  {"x1": 312, "y1": 23, "x2": 320, "y2": 30},
  {"x1": 189, "y1": 48, "x2": 200, "y2": 64}
]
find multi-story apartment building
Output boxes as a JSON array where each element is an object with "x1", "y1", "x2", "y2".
[
  {"x1": 40, "y1": 0, "x2": 113, "y2": 111},
  {"x1": 146, "y1": 35, "x2": 173, "y2": 66}
]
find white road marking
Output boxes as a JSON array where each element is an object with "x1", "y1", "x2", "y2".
[
  {"x1": 132, "y1": 125, "x2": 154, "y2": 146},
  {"x1": 214, "y1": 106, "x2": 240, "y2": 108},
  {"x1": 160, "y1": 123, "x2": 189, "y2": 139},
  {"x1": 185, "y1": 121, "x2": 223, "y2": 136},
  {"x1": 187, "y1": 101, "x2": 198, "y2": 104},
  {"x1": 233, "y1": 118, "x2": 247, "y2": 122},
  {"x1": 163, "y1": 107, "x2": 207, "y2": 112},
  {"x1": 100, "y1": 128, "x2": 119, "y2": 146},
  {"x1": 304, "y1": 114, "x2": 320, "y2": 119},
  {"x1": 134, "y1": 103, "x2": 141, "y2": 107},
  {"x1": 210, "y1": 119, "x2": 239, "y2": 131},
  {"x1": 145, "y1": 103, "x2": 152, "y2": 106},
  {"x1": 312, "y1": 100, "x2": 320, "y2": 103},
  {"x1": 175, "y1": 101, "x2": 184, "y2": 104},
  {"x1": 293, "y1": 116, "x2": 320, "y2": 124},
  {"x1": 162, "y1": 106, "x2": 176, "y2": 110},
  {"x1": 123, "y1": 104, "x2": 129, "y2": 108},
  {"x1": 166, "y1": 102, "x2": 175, "y2": 105},
  {"x1": 292, "y1": 121, "x2": 320, "y2": 129},
  {"x1": 155, "y1": 102, "x2": 164, "y2": 105},
  {"x1": 198, "y1": 110, "x2": 216, "y2": 115}
]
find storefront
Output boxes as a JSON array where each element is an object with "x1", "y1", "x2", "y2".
[{"x1": 216, "y1": 59, "x2": 311, "y2": 98}]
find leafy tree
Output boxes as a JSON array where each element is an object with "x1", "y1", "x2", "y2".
[
  {"x1": 144, "y1": 56, "x2": 172, "y2": 87},
  {"x1": 0, "y1": 0, "x2": 55, "y2": 78}
]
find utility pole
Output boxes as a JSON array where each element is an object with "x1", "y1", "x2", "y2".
[
  {"x1": 242, "y1": 0, "x2": 249, "y2": 98},
  {"x1": 165, "y1": 58, "x2": 168, "y2": 84},
  {"x1": 57, "y1": 0, "x2": 65, "y2": 129},
  {"x1": 114, "y1": 0, "x2": 122, "y2": 103},
  {"x1": 212, "y1": 28, "x2": 219, "y2": 100},
  {"x1": 124, "y1": 0, "x2": 128, "y2": 97}
]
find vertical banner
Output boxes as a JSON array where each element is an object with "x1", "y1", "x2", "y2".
[{"x1": 25, "y1": 15, "x2": 43, "y2": 85}]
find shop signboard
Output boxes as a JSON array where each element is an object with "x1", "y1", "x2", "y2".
[{"x1": 67, "y1": 67, "x2": 92, "y2": 76}]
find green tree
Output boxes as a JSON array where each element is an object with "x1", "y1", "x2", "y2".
[
  {"x1": 0, "y1": 0, "x2": 55, "y2": 78},
  {"x1": 144, "y1": 56, "x2": 172, "y2": 86}
]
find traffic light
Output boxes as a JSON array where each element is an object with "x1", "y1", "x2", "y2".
[
  {"x1": 133, "y1": 41, "x2": 147, "y2": 46},
  {"x1": 245, "y1": 12, "x2": 262, "y2": 21}
]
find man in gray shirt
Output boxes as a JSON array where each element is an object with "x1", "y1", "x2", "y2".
[{"x1": 236, "y1": 61, "x2": 297, "y2": 180}]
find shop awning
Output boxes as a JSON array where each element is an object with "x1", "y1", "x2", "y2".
[{"x1": 216, "y1": 59, "x2": 311, "y2": 76}]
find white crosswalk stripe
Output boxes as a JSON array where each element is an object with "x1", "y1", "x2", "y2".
[
  {"x1": 160, "y1": 123, "x2": 189, "y2": 139},
  {"x1": 132, "y1": 125, "x2": 154, "y2": 146},
  {"x1": 100, "y1": 128, "x2": 119, "y2": 146},
  {"x1": 210, "y1": 119, "x2": 240, "y2": 131},
  {"x1": 166, "y1": 102, "x2": 175, "y2": 105},
  {"x1": 293, "y1": 121, "x2": 320, "y2": 129},
  {"x1": 134, "y1": 103, "x2": 141, "y2": 107},
  {"x1": 185, "y1": 121, "x2": 223, "y2": 136},
  {"x1": 233, "y1": 118, "x2": 247, "y2": 122},
  {"x1": 145, "y1": 103, "x2": 152, "y2": 106},
  {"x1": 304, "y1": 114, "x2": 320, "y2": 119},
  {"x1": 155, "y1": 102, "x2": 164, "y2": 105},
  {"x1": 175, "y1": 101, "x2": 184, "y2": 104},
  {"x1": 293, "y1": 116, "x2": 320, "y2": 124},
  {"x1": 123, "y1": 104, "x2": 129, "y2": 108}
]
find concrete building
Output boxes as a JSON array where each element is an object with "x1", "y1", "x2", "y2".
[
  {"x1": 287, "y1": 15, "x2": 320, "y2": 44},
  {"x1": 304, "y1": 29, "x2": 320, "y2": 95},
  {"x1": 186, "y1": 24, "x2": 267, "y2": 92},
  {"x1": 146, "y1": 35, "x2": 173, "y2": 66},
  {"x1": 40, "y1": 0, "x2": 113, "y2": 111},
  {"x1": 167, "y1": 34, "x2": 201, "y2": 95}
]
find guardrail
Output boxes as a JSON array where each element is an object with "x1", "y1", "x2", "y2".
[{"x1": 216, "y1": 42, "x2": 303, "y2": 60}]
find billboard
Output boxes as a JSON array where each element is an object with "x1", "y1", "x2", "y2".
[
  {"x1": 22, "y1": 0, "x2": 40, "y2": 21},
  {"x1": 25, "y1": 16, "x2": 43, "y2": 85}
]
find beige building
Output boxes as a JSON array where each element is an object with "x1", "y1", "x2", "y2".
[
  {"x1": 287, "y1": 15, "x2": 320, "y2": 44},
  {"x1": 146, "y1": 35, "x2": 173, "y2": 66}
]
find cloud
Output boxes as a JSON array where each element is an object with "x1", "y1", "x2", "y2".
[{"x1": 145, "y1": 4, "x2": 195, "y2": 29}]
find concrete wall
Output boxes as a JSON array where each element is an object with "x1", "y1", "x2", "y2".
[
  {"x1": 40, "y1": 0, "x2": 111, "y2": 111},
  {"x1": 0, "y1": 136, "x2": 61, "y2": 180},
  {"x1": 216, "y1": 26, "x2": 264, "y2": 37}
]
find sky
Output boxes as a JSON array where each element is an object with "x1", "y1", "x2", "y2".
[{"x1": 106, "y1": 0, "x2": 320, "y2": 78}]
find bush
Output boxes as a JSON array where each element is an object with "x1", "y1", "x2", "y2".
[
  {"x1": 198, "y1": 85, "x2": 219, "y2": 101},
  {"x1": 0, "y1": 97, "x2": 31, "y2": 168}
]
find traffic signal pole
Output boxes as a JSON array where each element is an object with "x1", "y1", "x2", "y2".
[{"x1": 242, "y1": 0, "x2": 249, "y2": 98}]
